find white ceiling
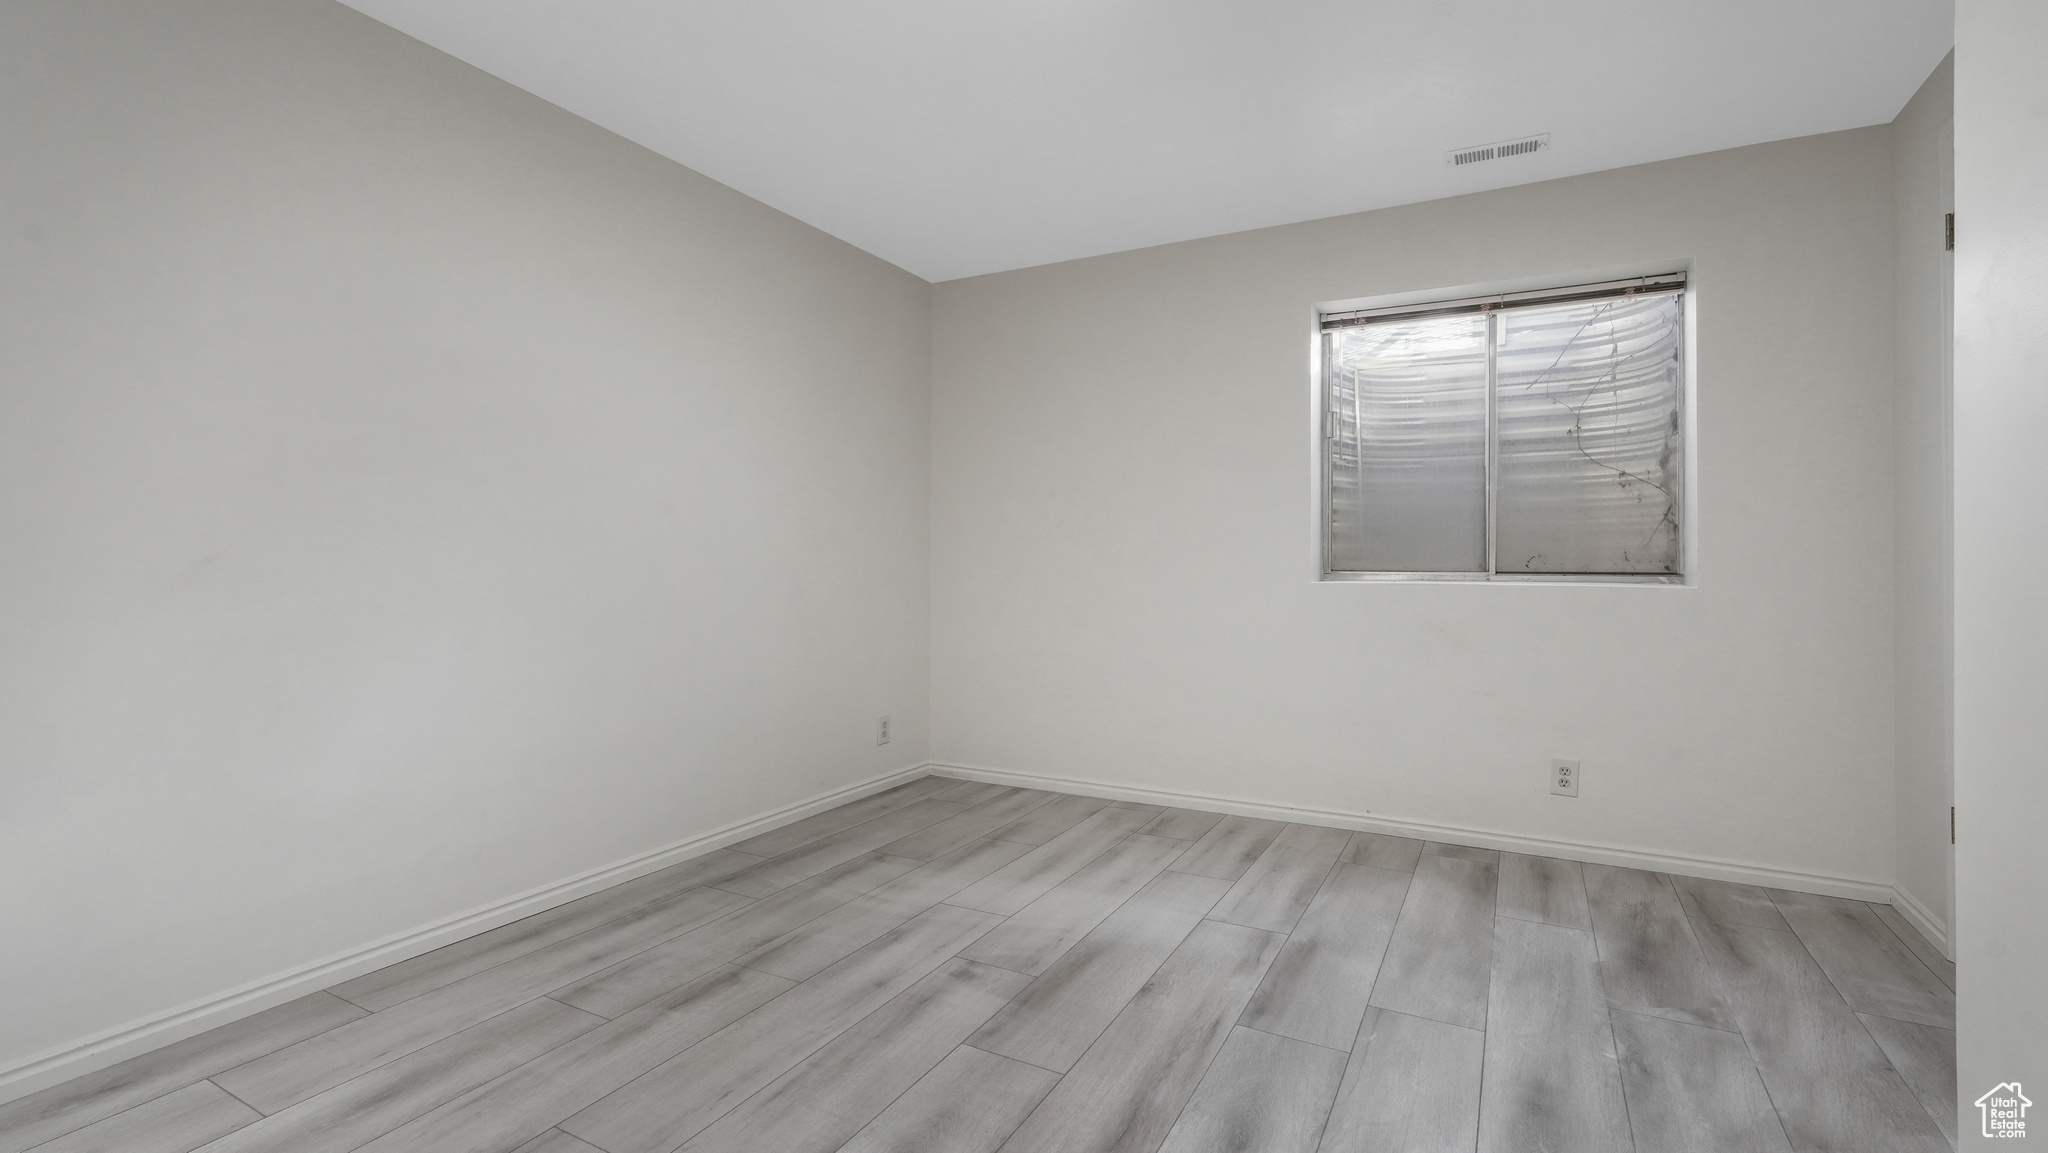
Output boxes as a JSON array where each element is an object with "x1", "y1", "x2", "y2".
[{"x1": 339, "y1": 0, "x2": 1952, "y2": 282}]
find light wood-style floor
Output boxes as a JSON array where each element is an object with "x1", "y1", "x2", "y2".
[{"x1": 1, "y1": 777, "x2": 1959, "y2": 1153}]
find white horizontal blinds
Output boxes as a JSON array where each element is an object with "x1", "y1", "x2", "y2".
[
  {"x1": 1327, "y1": 314, "x2": 1488, "y2": 572},
  {"x1": 1321, "y1": 274, "x2": 1687, "y2": 328},
  {"x1": 1495, "y1": 293, "x2": 1683, "y2": 574},
  {"x1": 1322, "y1": 275, "x2": 1684, "y2": 578}
]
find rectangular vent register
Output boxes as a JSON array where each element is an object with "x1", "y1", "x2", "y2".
[{"x1": 1446, "y1": 134, "x2": 1550, "y2": 167}]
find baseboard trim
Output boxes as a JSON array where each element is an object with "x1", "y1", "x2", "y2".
[
  {"x1": 0, "y1": 762, "x2": 935, "y2": 1107},
  {"x1": 930, "y1": 761, "x2": 1897, "y2": 904},
  {"x1": 1889, "y1": 883, "x2": 1952, "y2": 958},
  {"x1": 7, "y1": 757, "x2": 1936, "y2": 1106}
]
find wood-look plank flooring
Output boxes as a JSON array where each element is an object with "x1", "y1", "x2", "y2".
[{"x1": 1, "y1": 778, "x2": 1957, "y2": 1153}]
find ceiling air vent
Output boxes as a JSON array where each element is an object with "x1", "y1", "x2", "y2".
[{"x1": 1446, "y1": 133, "x2": 1550, "y2": 168}]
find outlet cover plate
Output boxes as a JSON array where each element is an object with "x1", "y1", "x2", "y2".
[{"x1": 1550, "y1": 758, "x2": 1580, "y2": 797}]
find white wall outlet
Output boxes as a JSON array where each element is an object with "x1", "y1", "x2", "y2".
[
  {"x1": 1550, "y1": 758, "x2": 1580, "y2": 797},
  {"x1": 876, "y1": 715, "x2": 890, "y2": 746}
]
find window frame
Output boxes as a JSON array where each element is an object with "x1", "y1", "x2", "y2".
[{"x1": 1315, "y1": 272, "x2": 1694, "y2": 586}]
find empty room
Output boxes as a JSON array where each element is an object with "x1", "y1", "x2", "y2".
[{"x1": 3, "y1": 1, "x2": 2042, "y2": 1151}]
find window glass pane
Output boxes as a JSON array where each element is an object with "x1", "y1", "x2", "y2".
[
  {"x1": 1495, "y1": 294, "x2": 1682, "y2": 574},
  {"x1": 1328, "y1": 315, "x2": 1488, "y2": 572}
]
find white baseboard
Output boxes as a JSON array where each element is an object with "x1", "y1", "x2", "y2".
[
  {"x1": 0, "y1": 762, "x2": 934, "y2": 1108},
  {"x1": 1889, "y1": 883, "x2": 1953, "y2": 958},
  {"x1": 929, "y1": 761, "x2": 1898, "y2": 904},
  {"x1": 7, "y1": 757, "x2": 1942, "y2": 1108}
]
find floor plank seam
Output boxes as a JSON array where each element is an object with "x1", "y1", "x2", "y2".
[
  {"x1": 1232, "y1": 1022, "x2": 1351, "y2": 1057},
  {"x1": 1546, "y1": 889, "x2": 1629, "y2": 1153},
  {"x1": 1147, "y1": 999, "x2": 1265, "y2": 1153},
  {"x1": 327, "y1": 990, "x2": 380, "y2": 1013},
  {"x1": 948, "y1": 953, "x2": 1037, "y2": 978},
  {"x1": 1606, "y1": 1005, "x2": 1744, "y2": 1036},
  {"x1": 960, "y1": 1042, "x2": 1065, "y2": 1078},
  {"x1": 336, "y1": 884, "x2": 764, "y2": 1030},
  {"x1": 1598, "y1": 1005, "x2": 1638, "y2": 1153},
  {"x1": 205, "y1": 1076, "x2": 268, "y2": 1120},
  {"x1": 1495, "y1": 910, "x2": 1594, "y2": 933},
  {"x1": 1469, "y1": 1019, "x2": 1494, "y2": 1153},
  {"x1": 11, "y1": 1083, "x2": 194, "y2": 1152},
  {"x1": 1494, "y1": 907, "x2": 1591, "y2": 930},
  {"x1": 542, "y1": 992, "x2": 614, "y2": 1021},
  {"x1": 1721, "y1": 1005, "x2": 1802, "y2": 1153},
  {"x1": 2, "y1": 784, "x2": 1954, "y2": 1153},
  {"x1": 1761, "y1": 886, "x2": 1944, "y2": 1090},
  {"x1": 651, "y1": 962, "x2": 968, "y2": 1151},
  {"x1": 1859, "y1": 1010, "x2": 1955, "y2": 1033},
  {"x1": 819, "y1": 1020, "x2": 1012, "y2": 1153},
  {"x1": 1683, "y1": 910, "x2": 1795, "y2": 933}
]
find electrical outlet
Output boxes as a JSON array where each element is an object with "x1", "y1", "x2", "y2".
[
  {"x1": 1550, "y1": 758, "x2": 1580, "y2": 797},
  {"x1": 876, "y1": 715, "x2": 891, "y2": 746}
]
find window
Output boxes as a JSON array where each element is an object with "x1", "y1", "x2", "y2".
[{"x1": 1320, "y1": 274, "x2": 1686, "y2": 582}]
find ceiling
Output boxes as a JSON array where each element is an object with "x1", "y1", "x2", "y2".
[{"x1": 338, "y1": 0, "x2": 1952, "y2": 282}]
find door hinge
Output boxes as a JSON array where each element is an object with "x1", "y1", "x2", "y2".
[
  {"x1": 1951, "y1": 806, "x2": 1956, "y2": 845},
  {"x1": 1945, "y1": 213, "x2": 1955, "y2": 251}
]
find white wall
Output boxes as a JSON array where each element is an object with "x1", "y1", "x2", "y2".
[
  {"x1": 932, "y1": 129, "x2": 1899, "y2": 889},
  {"x1": 0, "y1": 0, "x2": 930, "y2": 1087},
  {"x1": 3, "y1": 0, "x2": 1990, "y2": 1107},
  {"x1": 1954, "y1": 0, "x2": 2048, "y2": 1125},
  {"x1": 1890, "y1": 54, "x2": 1955, "y2": 949}
]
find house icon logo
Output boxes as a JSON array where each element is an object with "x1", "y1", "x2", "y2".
[{"x1": 1977, "y1": 1082, "x2": 2031, "y2": 1138}]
